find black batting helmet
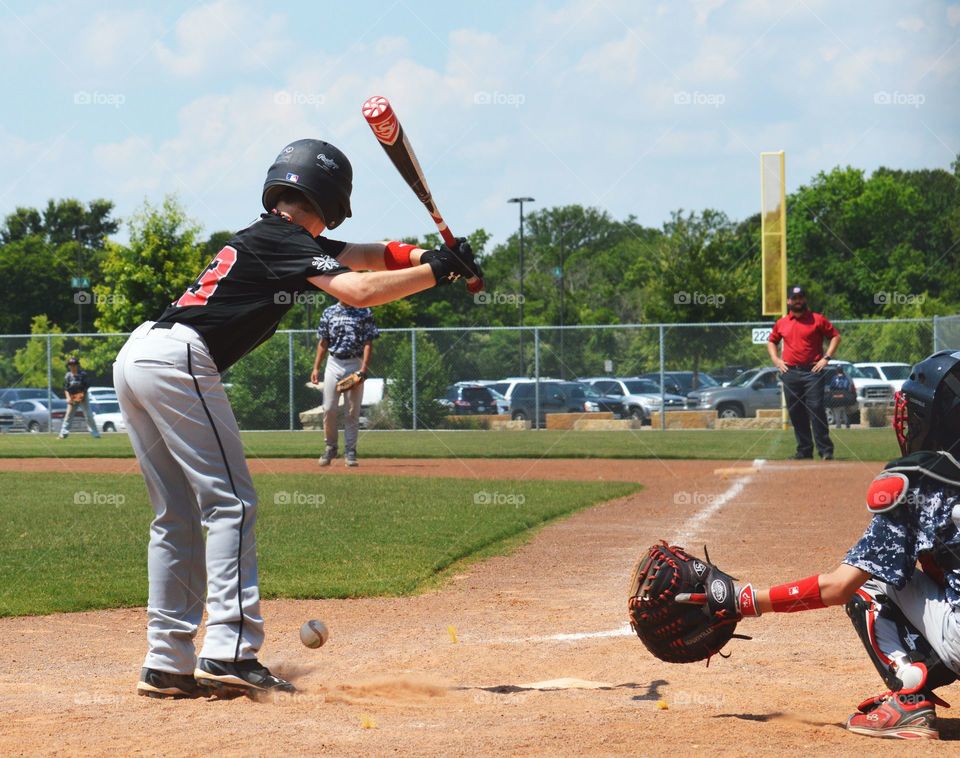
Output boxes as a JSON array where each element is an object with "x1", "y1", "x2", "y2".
[
  {"x1": 894, "y1": 350, "x2": 960, "y2": 455},
  {"x1": 262, "y1": 139, "x2": 353, "y2": 229}
]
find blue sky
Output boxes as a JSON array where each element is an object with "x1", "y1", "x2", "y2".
[{"x1": 0, "y1": 0, "x2": 957, "y2": 246}]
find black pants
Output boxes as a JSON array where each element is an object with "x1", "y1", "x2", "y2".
[{"x1": 781, "y1": 367, "x2": 833, "y2": 457}]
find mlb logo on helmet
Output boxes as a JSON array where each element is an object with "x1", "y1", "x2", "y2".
[{"x1": 286, "y1": 173, "x2": 300, "y2": 183}]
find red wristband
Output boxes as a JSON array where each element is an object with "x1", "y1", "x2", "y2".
[
  {"x1": 384, "y1": 240, "x2": 417, "y2": 270},
  {"x1": 769, "y1": 575, "x2": 825, "y2": 613}
]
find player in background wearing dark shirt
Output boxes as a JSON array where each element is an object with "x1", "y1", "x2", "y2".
[{"x1": 114, "y1": 139, "x2": 482, "y2": 699}]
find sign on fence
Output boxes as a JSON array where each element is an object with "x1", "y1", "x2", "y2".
[{"x1": 751, "y1": 328, "x2": 772, "y2": 344}]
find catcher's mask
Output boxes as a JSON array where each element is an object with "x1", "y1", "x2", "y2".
[
  {"x1": 262, "y1": 139, "x2": 353, "y2": 229},
  {"x1": 894, "y1": 350, "x2": 960, "y2": 455}
]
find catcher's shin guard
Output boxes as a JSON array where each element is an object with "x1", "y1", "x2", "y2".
[{"x1": 845, "y1": 585, "x2": 957, "y2": 695}]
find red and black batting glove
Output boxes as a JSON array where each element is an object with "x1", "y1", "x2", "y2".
[
  {"x1": 677, "y1": 566, "x2": 761, "y2": 623},
  {"x1": 422, "y1": 238, "x2": 483, "y2": 287}
]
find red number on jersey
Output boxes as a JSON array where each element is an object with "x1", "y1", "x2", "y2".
[{"x1": 174, "y1": 246, "x2": 238, "y2": 307}]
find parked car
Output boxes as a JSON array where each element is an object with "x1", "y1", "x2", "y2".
[
  {"x1": 0, "y1": 405, "x2": 29, "y2": 432},
  {"x1": 0, "y1": 388, "x2": 48, "y2": 407},
  {"x1": 87, "y1": 386, "x2": 118, "y2": 403},
  {"x1": 711, "y1": 365, "x2": 752, "y2": 385},
  {"x1": 686, "y1": 366, "x2": 864, "y2": 423},
  {"x1": 853, "y1": 362, "x2": 911, "y2": 393},
  {"x1": 637, "y1": 371, "x2": 719, "y2": 395},
  {"x1": 581, "y1": 377, "x2": 686, "y2": 423},
  {"x1": 89, "y1": 400, "x2": 127, "y2": 433},
  {"x1": 439, "y1": 384, "x2": 500, "y2": 415},
  {"x1": 832, "y1": 361, "x2": 896, "y2": 408},
  {"x1": 502, "y1": 380, "x2": 586, "y2": 425},
  {"x1": 11, "y1": 398, "x2": 66, "y2": 433},
  {"x1": 575, "y1": 383, "x2": 625, "y2": 418}
]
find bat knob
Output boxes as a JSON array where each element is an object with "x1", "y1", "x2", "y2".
[{"x1": 466, "y1": 277, "x2": 485, "y2": 294}]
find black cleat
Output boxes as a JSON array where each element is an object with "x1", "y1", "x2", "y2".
[
  {"x1": 194, "y1": 658, "x2": 296, "y2": 696},
  {"x1": 792, "y1": 452, "x2": 814, "y2": 460},
  {"x1": 136, "y1": 667, "x2": 200, "y2": 698}
]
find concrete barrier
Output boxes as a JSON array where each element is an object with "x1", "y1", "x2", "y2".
[
  {"x1": 490, "y1": 419, "x2": 531, "y2": 430},
  {"x1": 648, "y1": 410, "x2": 716, "y2": 429},
  {"x1": 546, "y1": 412, "x2": 614, "y2": 430},
  {"x1": 572, "y1": 418, "x2": 643, "y2": 431},
  {"x1": 716, "y1": 417, "x2": 781, "y2": 430}
]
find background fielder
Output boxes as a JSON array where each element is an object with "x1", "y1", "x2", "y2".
[
  {"x1": 311, "y1": 300, "x2": 378, "y2": 467},
  {"x1": 115, "y1": 138, "x2": 481, "y2": 698}
]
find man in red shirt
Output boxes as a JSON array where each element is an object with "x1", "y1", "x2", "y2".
[{"x1": 767, "y1": 285, "x2": 842, "y2": 459}]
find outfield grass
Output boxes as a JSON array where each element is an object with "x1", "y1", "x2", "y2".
[
  {"x1": 0, "y1": 428, "x2": 899, "y2": 461},
  {"x1": 0, "y1": 472, "x2": 638, "y2": 617}
]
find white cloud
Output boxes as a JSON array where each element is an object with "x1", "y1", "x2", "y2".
[
  {"x1": 896, "y1": 17, "x2": 925, "y2": 33},
  {"x1": 78, "y1": 10, "x2": 162, "y2": 70},
  {"x1": 694, "y1": 0, "x2": 727, "y2": 25},
  {"x1": 153, "y1": 0, "x2": 288, "y2": 77}
]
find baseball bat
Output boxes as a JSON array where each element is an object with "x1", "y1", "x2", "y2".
[{"x1": 361, "y1": 95, "x2": 484, "y2": 293}]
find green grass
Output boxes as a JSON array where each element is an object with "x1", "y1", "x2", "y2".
[
  {"x1": 0, "y1": 472, "x2": 638, "y2": 617},
  {"x1": 0, "y1": 427, "x2": 899, "y2": 461}
]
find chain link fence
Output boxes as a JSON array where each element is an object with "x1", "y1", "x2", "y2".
[{"x1": 0, "y1": 316, "x2": 952, "y2": 432}]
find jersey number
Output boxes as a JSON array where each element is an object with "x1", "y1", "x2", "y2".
[{"x1": 174, "y1": 246, "x2": 238, "y2": 307}]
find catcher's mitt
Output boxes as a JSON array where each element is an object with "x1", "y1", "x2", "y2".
[
  {"x1": 335, "y1": 371, "x2": 366, "y2": 393},
  {"x1": 627, "y1": 541, "x2": 746, "y2": 664},
  {"x1": 69, "y1": 391, "x2": 85, "y2": 403}
]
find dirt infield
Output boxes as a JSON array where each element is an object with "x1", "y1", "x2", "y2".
[{"x1": 1, "y1": 458, "x2": 955, "y2": 755}]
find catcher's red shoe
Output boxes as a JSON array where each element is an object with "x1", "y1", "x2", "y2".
[{"x1": 845, "y1": 691, "x2": 941, "y2": 740}]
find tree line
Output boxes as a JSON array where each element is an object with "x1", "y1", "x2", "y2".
[{"x1": 1, "y1": 158, "x2": 957, "y2": 422}]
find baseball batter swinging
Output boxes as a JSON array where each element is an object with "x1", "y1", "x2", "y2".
[
  {"x1": 114, "y1": 139, "x2": 481, "y2": 698},
  {"x1": 666, "y1": 350, "x2": 960, "y2": 740}
]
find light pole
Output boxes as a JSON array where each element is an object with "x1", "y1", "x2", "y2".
[
  {"x1": 508, "y1": 197, "x2": 534, "y2": 374},
  {"x1": 556, "y1": 223, "x2": 572, "y2": 378}
]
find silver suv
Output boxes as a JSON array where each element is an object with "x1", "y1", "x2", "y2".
[{"x1": 581, "y1": 377, "x2": 686, "y2": 423}]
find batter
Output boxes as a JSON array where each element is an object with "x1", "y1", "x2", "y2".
[{"x1": 115, "y1": 138, "x2": 481, "y2": 698}]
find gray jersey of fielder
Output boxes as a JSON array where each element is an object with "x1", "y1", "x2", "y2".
[{"x1": 114, "y1": 213, "x2": 348, "y2": 676}]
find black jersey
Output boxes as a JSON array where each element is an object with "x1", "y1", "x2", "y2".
[{"x1": 157, "y1": 213, "x2": 349, "y2": 371}]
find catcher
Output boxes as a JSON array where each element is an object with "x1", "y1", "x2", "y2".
[
  {"x1": 630, "y1": 349, "x2": 960, "y2": 740},
  {"x1": 310, "y1": 300, "x2": 378, "y2": 467},
  {"x1": 59, "y1": 355, "x2": 100, "y2": 439}
]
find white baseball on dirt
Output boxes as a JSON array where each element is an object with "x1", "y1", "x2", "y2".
[{"x1": 300, "y1": 619, "x2": 329, "y2": 649}]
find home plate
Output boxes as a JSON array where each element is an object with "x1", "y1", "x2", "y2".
[{"x1": 520, "y1": 678, "x2": 613, "y2": 690}]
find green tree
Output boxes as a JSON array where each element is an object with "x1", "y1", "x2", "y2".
[
  {"x1": 13, "y1": 315, "x2": 66, "y2": 388},
  {"x1": 384, "y1": 332, "x2": 449, "y2": 428}
]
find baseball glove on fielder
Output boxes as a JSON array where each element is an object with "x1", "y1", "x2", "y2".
[
  {"x1": 335, "y1": 371, "x2": 366, "y2": 393},
  {"x1": 69, "y1": 391, "x2": 85, "y2": 403},
  {"x1": 627, "y1": 541, "x2": 749, "y2": 664}
]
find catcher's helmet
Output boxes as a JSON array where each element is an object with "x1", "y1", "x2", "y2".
[
  {"x1": 262, "y1": 139, "x2": 352, "y2": 229},
  {"x1": 894, "y1": 350, "x2": 960, "y2": 455}
]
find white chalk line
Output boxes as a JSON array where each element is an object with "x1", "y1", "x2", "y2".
[{"x1": 486, "y1": 460, "x2": 765, "y2": 646}]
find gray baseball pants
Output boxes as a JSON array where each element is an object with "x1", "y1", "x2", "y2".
[
  {"x1": 323, "y1": 354, "x2": 363, "y2": 452},
  {"x1": 114, "y1": 321, "x2": 262, "y2": 675}
]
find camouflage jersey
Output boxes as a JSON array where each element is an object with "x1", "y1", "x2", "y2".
[{"x1": 844, "y1": 451, "x2": 960, "y2": 609}]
